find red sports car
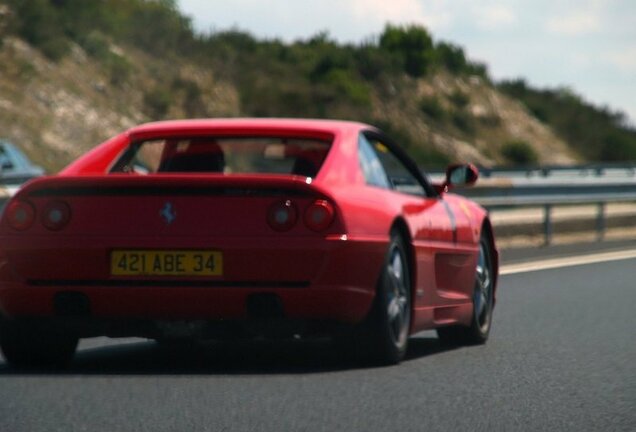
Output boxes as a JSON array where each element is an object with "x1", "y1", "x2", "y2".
[{"x1": 0, "y1": 119, "x2": 497, "y2": 367}]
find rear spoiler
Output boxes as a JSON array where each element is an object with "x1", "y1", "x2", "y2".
[{"x1": 12, "y1": 174, "x2": 332, "y2": 200}]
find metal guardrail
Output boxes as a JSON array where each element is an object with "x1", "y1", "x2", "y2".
[
  {"x1": 428, "y1": 163, "x2": 636, "y2": 244},
  {"x1": 428, "y1": 162, "x2": 636, "y2": 179},
  {"x1": 478, "y1": 164, "x2": 636, "y2": 179},
  {"x1": 455, "y1": 182, "x2": 636, "y2": 245}
]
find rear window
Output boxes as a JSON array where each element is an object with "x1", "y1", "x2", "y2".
[{"x1": 110, "y1": 137, "x2": 331, "y2": 177}]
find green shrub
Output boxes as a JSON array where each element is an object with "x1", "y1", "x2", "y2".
[
  {"x1": 107, "y1": 53, "x2": 132, "y2": 86},
  {"x1": 599, "y1": 132, "x2": 636, "y2": 161},
  {"x1": 502, "y1": 140, "x2": 538, "y2": 165},
  {"x1": 379, "y1": 24, "x2": 434, "y2": 78},
  {"x1": 125, "y1": 0, "x2": 195, "y2": 56},
  {"x1": 434, "y1": 42, "x2": 466, "y2": 73},
  {"x1": 173, "y1": 78, "x2": 206, "y2": 117},
  {"x1": 78, "y1": 31, "x2": 131, "y2": 86},
  {"x1": 353, "y1": 45, "x2": 393, "y2": 81},
  {"x1": 528, "y1": 104, "x2": 549, "y2": 123},
  {"x1": 408, "y1": 144, "x2": 450, "y2": 168},
  {"x1": 449, "y1": 90, "x2": 469, "y2": 108},
  {"x1": 81, "y1": 31, "x2": 111, "y2": 60},
  {"x1": 39, "y1": 37, "x2": 70, "y2": 61},
  {"x1": 309, "y1": 50, "x2": 353, "y2": 83},
  {"x1": 18, "y1": 58, "x2": 37, "y2": 79},
  {"x1": 451, "y1": 111, "x2": 475, "y2": 134},
  {"x1": 478, "y1": 114, "x2": 502, "y2": 128},
  {"x1": 432, "y1": 42, "x2": 489, "y2": 79},
  {"x1": 6, "y1": 0, "x2": 70, "y2": 60},
  {"x1": 419, "y1": 96, "x2": 446, "y2": 120},
  {"x1": 323, "y1": 69, "x2": 370, "y2": 106},
  {"x1": 498, "y1": 79, "x2": 636, "y2": 162},
  {"x1": 465, "y1": 61, "x2": 489, "y2": 79},
  {"x1": 144, "y1": 87, "x2": 172, "y2": 119}
]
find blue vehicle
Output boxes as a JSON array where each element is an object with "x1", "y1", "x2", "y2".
[
  {"x1": 0, "y1": 140, "x2": 45, "y2": 210},
  {"x1": 0, "y1": 140, "x2": 45, "y2": 186}
]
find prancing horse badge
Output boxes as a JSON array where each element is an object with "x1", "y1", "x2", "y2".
[{"x1": 160, "y1": 202, "x2": 176, "y2": 225}]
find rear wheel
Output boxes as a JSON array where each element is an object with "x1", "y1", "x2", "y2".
[
  {"x1": 437, "y1": 233, "x2": 494, "y2": 345},
  {"x1": 374, "y1": 234, "x2": 412, "y2": 363},
  {"x1": 336, "y1": 232, "x2": 412, "y2": 365},
  {"x1": 0, "y1": 321, "x2": 78, "y2": 369}
]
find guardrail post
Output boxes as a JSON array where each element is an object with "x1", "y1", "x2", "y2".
[
  {"x1": 596, "y1": 202, "x2": 606, "y2": 241},
  {"x1": 543, "y1": 204, "x2": 553, "y2": 245}
]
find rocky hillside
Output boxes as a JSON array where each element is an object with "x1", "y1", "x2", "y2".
[
  {"x1": 368, "y1": 71, "x2": 575, "y2": 166},
  {"x1": 0, "y1": 0, "x2": 623, "y2": 174},
  {"x1": 0, "y1": 38, "x2": 239, "y2": 172},
  {"x1": 0, "y1": 35, "x2": 576, "y2": 173}
]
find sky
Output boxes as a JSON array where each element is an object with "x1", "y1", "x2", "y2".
[{"x1": 177, "y1": 0, "x2": 636, "y2": 126}]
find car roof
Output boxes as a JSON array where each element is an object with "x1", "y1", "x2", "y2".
[{"x1": 127, "y1": 118, "x2": 375, "y2": 139}]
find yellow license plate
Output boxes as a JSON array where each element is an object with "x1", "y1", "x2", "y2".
[{"x1": 111, "y1": 250, "x2": 223, "y2": 276}]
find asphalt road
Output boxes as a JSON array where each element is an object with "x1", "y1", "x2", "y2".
[{"x1": 0, "y1": 244, "x2": 635, "y2": 432}]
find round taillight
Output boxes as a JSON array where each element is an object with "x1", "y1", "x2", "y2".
[
  {"x1": 267, "y1": 200, "x2": 298, "y2": 231},
  {"x1": 304, "y1": 200, "x2": 335, "y2": 232},
  {"x1": 6, "y1": 200, "x2": 36, "y2": 231},
  {"x1": 41, "y1": 201, "x2": 71, "y2": 231}
]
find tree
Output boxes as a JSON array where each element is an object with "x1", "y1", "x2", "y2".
[
  {"x1": 379, "y1": 24, "x2": 434, "y2": 77},
  {"x1": 434, "y1": 42, "x2": 466, "y2": 73}
]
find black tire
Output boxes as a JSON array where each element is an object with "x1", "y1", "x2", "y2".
[
  {"x1": 335, "y1": 232, "x2": 412, "y2": 365},
  {"x1": 0, "y1": 321, "x2": 78, "y2": 369},
  {"x1": 369, "y1": 233, "x2": 412, "y2": 363},
  {"x1": 437, "y1": 233, "x2": 495, "y2": 346}
]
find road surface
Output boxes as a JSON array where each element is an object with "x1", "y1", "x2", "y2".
[{"x1": 0, "y1": 242, "x2": 634, "y2": 431}]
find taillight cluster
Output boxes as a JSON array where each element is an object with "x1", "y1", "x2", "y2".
[
  {"x1": 267, "y1": 199, "x2": 335, "y2": 232},
  {"x1": 5, "y1": 201, "x2": 35, "y2": 231},
  {"x1": 267, "y1": 200, "x2": 298, "y2": 232},
  {"x1": 41, "y1": 201, "x2": 71, "y2": 230},
  {"x1": 304, "y1": 200, "x2": 335, "y2": 231},
  {"x1": 5, "y1": 200, "x2": 71, "y2": 231}
]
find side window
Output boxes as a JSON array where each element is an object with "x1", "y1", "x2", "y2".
[
  {"x1": 0, "y1": 147, "x2": 12, "y2": 170},
  {"x1": 133, "y1": 140, "x2": 164, "y2": 173},
  {"x1": 358, "y1": 134, "x2": 390, "y2": 188},
  {"x1": 360, "y1": 134, "x2": 427, "y2": 197}
]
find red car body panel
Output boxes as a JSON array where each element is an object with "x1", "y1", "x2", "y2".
[{"x1": 0, "y1": 119, "x2": 497, "y2": 337}]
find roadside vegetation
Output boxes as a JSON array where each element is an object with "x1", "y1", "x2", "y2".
[
  {"x1": 2, "y1": 0, "x2": 635, "y2": 165},
  {"x1": 499, "y1": 80, "x2": 636, "y2": 162}
]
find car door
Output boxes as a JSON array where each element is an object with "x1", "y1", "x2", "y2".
[
  {"x1": 359, "y1": 132, "x2": 454, "y2": 243},
  {"x1": 358, "y1": 132, "x2": 457, "y2": 310}
]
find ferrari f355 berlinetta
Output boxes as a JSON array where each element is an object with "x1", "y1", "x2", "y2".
[{"x1": 0, "y1": 119, "x2": 497, "y2": 367}]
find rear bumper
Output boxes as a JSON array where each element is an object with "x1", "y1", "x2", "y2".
[
  {"x1": 0, "y1": 235, "x2": 387, "y2": 325},
  {"x1": 0, "y1": 284, "x2": 374, "y2": 321}
]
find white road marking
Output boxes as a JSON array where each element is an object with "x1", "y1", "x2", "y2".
[{"x1": 500, "y1": 249, "x2": 636, "y2": 275}]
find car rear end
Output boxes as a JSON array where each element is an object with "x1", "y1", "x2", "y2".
[{"x1": 0, "y1": 131, "x2": 386, "y2": 341}]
